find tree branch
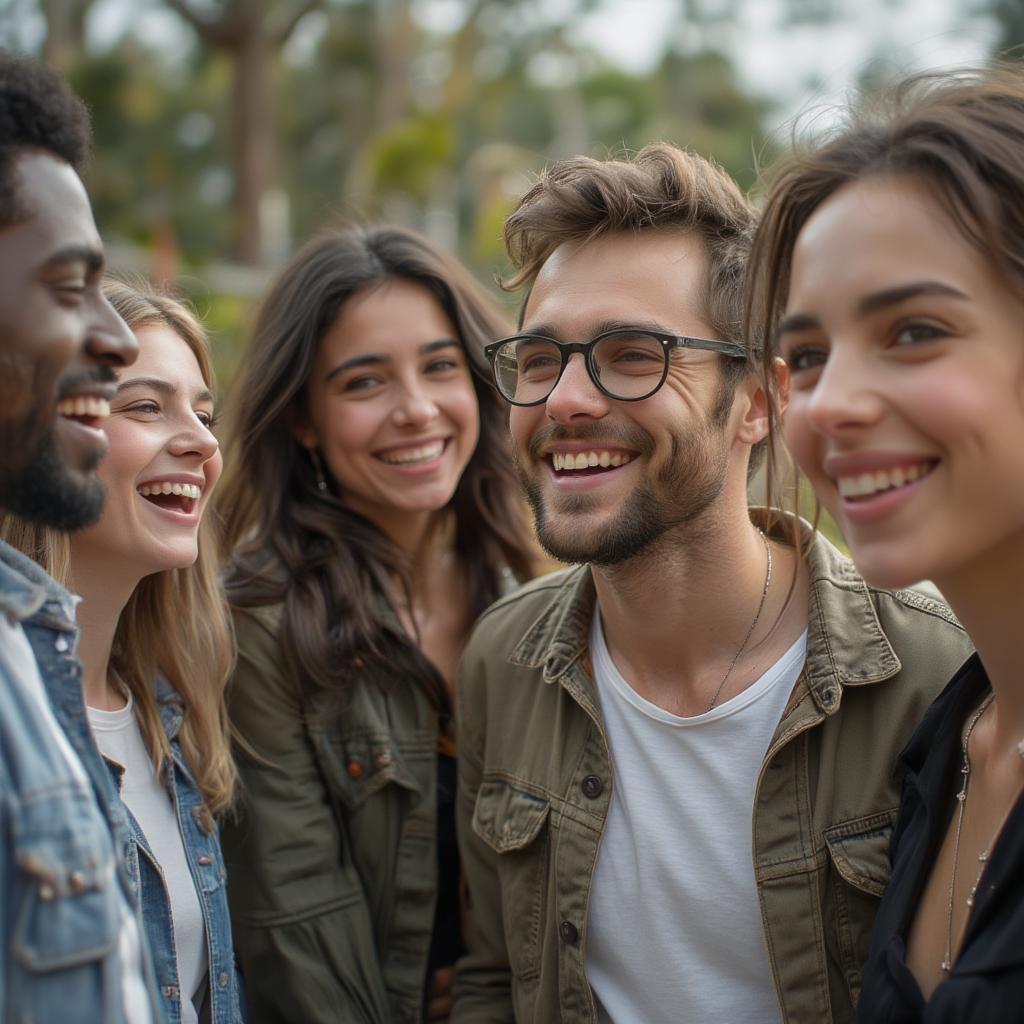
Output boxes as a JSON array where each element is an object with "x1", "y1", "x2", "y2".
[
  {"x1": 163, "y1": 0, "x2": 245, "y2": 48},
  {"x1": 270, "y1": 0, "x2": 325, "y2": 46}
]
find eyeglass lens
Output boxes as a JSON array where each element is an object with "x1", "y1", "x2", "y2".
[{"x1": 494, "y1": 331, "x2": 667, "y2": 404}]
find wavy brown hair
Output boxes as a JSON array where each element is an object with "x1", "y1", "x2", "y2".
[
  {"x1": 219, "y1": 224, "x2": 536, "y2": 715},
  {"x1": 748, "y1": 63, "x2": 1024, "y2": 544},
  {"x1": 1, "y1": 277, "x2": 236, "y2": 818}
]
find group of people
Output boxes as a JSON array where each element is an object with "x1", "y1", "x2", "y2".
[{"x1": 0, "y1": 42, "x2": 1021, "y2": 1024}]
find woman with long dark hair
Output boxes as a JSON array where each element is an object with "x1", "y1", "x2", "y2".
[
  {"x1": 218, "y1": 224, "x2": 536, "y2": 1023},
  {"x1": 749, "y1": 66, "x2": 1024, "y2": 1020}
]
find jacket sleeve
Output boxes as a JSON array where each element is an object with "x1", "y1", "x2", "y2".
[
  {"x1": 222, "y1": 609, "x2": 391, "y2": 1024},
  {"x1": 452, "y1": 646, "x2": 515, "y2": 1023}
]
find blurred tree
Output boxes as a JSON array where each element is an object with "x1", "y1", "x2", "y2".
[{"x1": 163, "y1": 0, "x2": 322, "y2": 264}]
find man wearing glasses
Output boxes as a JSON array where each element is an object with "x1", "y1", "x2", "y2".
[{"x1": 452, "y1": 144, "x2": 973, "y2": 1023}]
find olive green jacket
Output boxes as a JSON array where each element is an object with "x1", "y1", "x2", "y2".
[
  {"x1": 452, "y1": 523, "x2": 973, "y2": 1024},
  {"x1": 222, "y1": 603, "x2": 442, "y2": 1024}
]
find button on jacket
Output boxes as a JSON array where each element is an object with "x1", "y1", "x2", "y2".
[
  {"x1": 105, "y1": 676, "x2": 243, "y2": 1024},
  {"x1": 222, "y1": 602, "x2": 442, "y2": 1024},
  {"x1": 0, "y1": 539, "x2": 160, "y2": 1024},
  {"x1": 453, "y1": 520, "x2": 974, "y2": 1024}
]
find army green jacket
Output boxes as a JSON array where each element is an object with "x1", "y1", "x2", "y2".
[
  {"x1": 452, "y1": 523, "x2": 973, "y2": 1024},
  {"x1": 222, "y1": 603, "x2": 442, "y2": 1024}
]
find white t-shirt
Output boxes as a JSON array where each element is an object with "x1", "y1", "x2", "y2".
[
  {"x1": 586, "y1": 609, "x2": 807, "y2": 1024},
  {"x1": 89, "y1": 692, "x2": 207, "y2": 1024},
  {"x1": 0, "y1": 616, "x2": 153, "y2": 1024}
]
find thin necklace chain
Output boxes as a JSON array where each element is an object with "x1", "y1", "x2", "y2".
[
  {"x1": 706, "y1": 529, "x2": 772, "y2": 713},
  {"x1": 939, "y1": 692, "x2": 1024, "y2": 974}
]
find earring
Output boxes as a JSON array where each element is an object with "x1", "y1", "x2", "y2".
[{"x1": 309, "y1": 448, "x2": 328, "y2": 492}]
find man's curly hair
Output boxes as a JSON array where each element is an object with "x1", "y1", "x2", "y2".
[{"x1": 0, "y1": 51, "x2": 91, "y2": 226}]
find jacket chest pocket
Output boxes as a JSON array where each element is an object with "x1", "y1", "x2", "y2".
[
  {"x1": 11, "y1": 789, "x2": 121, "y2": 974},
  {"x1": 824, "y1": 811, "x2": 895, "y2": 1003},
  {"x1": 472, "y1": 778, "x2": 551, "y2": 981}
]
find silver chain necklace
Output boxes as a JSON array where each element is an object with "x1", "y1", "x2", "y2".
[{"x1": 706, "y1": 529, "x2": 772, "y2": 713}]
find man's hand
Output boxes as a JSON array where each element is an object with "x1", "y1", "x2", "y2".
[{"x1": 426, "y1": 966, "x2": 455, "y2": 1021}]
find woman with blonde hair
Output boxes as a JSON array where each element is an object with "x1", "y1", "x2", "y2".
[{"x1": 2, "y1": 277, "x2": 242, "y2": 1024}]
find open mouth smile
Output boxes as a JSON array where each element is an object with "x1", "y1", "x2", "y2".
[
  {"x1": 136, "y1": 480, "x2": 203, "y2": 515},
  {"x1": 375, "y1": 438, "x2": 449, "y2": 466},
  {"x1": 836, "y1": 460, "x2": 937, "y2": 501},
  {"x1": 549, "y1": 448, "x2": 637, "y2": 476},
  {"x1": 56, "y1": 394, "x2": 111, "y2": 431}
]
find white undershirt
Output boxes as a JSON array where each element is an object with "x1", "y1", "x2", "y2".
[
  {"x1": 586, "y1": 609, "x2": 807, "y2": 1024},
  {"x1": 0, "y1": 616, "x2": 153, "y2": 1023},
  {"x1": 88, "y1": 692, "x2": 207, "y2": 1024}
]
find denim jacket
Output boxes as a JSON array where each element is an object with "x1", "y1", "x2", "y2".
[
  {"x1": 104, "y1": 676, "x2": 243, "y2": 1024},
  {"x1": 453, "y1": 519, "x2": 976, "y2": 1024},
  {"x1": 0, "y1": 539, "x2": 160, "y2": 1024}
]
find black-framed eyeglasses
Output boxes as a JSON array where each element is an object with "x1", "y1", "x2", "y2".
[{"x1": 484, "y1": 328, "x2": 749, "y2": 407}]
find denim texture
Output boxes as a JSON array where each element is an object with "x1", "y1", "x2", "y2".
[
  {"x1": 0, "y1": 539, "x2": 160, "y2": 1024},
  {"x1": 106, "y1": 676, "x2": 243, "y2": 1024}
]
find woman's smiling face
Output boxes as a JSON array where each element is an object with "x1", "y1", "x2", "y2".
[
  {"x1": 70, "y1": 322, "x2": 222, "y2": 577},
  {"x1": 779, "y1": 173, "x2": 1024, "y2": 590},
  {"x1": 295, "y1": 277, "x2": 480, "y2": 525}
]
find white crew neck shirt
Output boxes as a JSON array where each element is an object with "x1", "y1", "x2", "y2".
[
  {"x1": 586, "y1": 609, "x2": 807, "y2": 1024},
  {"x1": 0, "y1": 616, "x2": 153, "y2": 1024},
  {"x1": 88, "y1": 692, "x2": 207, "y2": 1024}
]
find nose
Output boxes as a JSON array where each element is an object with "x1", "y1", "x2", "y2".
[
  {"x1": 169, "y1": 416, "x2": 220, "y2": 463},
  {"x1": 391, "y1": 380, "x2": 439, "y2": 429},
  {"x1": 87, "y1": 294, "x2": 139, "y2": 368},
  {"x1": 805, "y1": 348, "x2": 884, "y2": 437},
  {"x1": 544, "y1": 352, "x2": 611, "y2": 425}
]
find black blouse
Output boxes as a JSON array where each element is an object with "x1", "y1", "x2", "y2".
[{"x1": 857, "y1": 654, "x2": 1024, "y2": 1023}]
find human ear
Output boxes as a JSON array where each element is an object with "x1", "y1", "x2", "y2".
[{"x1": 287, "y1": 403, "x2": 319, "y2": 452}]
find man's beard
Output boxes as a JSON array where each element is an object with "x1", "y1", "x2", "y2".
[
  {"x1": 0, "y1": 423, "x2": 106, "y2": 531},
  {"x1": 516, "y1": 415, "x2": 730, "y2": 567}
]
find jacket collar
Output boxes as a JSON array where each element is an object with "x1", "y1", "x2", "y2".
[
  {"x1": 507, "y1": 513, "x2": 902, "y2": 713},
  {"x1": 0, "y1": 538, "x2": 77, "y2": 629}
]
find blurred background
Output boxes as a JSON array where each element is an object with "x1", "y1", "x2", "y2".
[{"x1": 0, "y1": 0, "x2": 1017, "y2": 385}]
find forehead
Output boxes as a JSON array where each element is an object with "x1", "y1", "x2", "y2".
[
  {"x1": 125, "y1": 324, "x2": 208, "y2": 390},
  {"x1": 317, "y1": 278, "x2": 458, "y2": 361},
  {"x1": 0, "y1": 151, "x2": 101, "y2": 269},
  {"x1": 523, "y1": 229, "x2": 713, "y2": 336},
  {"x1": 789, "y1": 174, "x2": 997, "y2": 310}
]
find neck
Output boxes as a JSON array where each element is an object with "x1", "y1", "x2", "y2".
[
  {"x1": 935, "y1": 531, "x2": 1024, "y2": 747},
  {"x1": 68, "y1": 543, "x2": 140, "y2": 712},
  {"x1": 592, "y1": 501, "x2": 797, "y2": 709}
]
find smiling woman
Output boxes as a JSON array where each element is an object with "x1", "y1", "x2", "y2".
[
  {"x1": 0, "y1": 277, "x2": 243, "y2": 1024},
  {"x1": 217, "y1": 223, "x2": 537, "y2": 1024},
  {"x1": 749, "y1": 64, "x2": 1024, "y2": 1023}
]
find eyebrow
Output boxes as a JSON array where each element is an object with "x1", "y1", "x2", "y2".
[
  {"x1": 38, "y1": 245, "x2": 104, "y2": 274},
  {"x1": 776, "y1": 281, "x2": 970, "y2": 338},
  {"x1": 324, "y1": 338, "x2": 461, "y2": 382},
  {"x1": 116, "y1": 376, "x2": 214, "y2": 405},
  {"x1": 520, "y1": 318, "x2": 674, "y2": 340}
]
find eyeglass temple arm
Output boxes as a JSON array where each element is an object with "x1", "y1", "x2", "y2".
[{"x1": 671, "y1": 336, "x2": 752, "y2": 359}]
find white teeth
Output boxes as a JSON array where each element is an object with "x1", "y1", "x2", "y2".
[
  {"x1": 137, "y1": 483, "x2": 201, "y2": 499},
  {"x1": 551, "y1": 450, "x2": 635, "y2": 473},
  {"x1": 57, "y1": 396, "x2": 110, "y2": 419},
  {"x1": 378, "y1": 440, "x2": 445, "y2": 465},
  {"x1": 837, "y1": 462, "x2": 933, "y2": 499}
]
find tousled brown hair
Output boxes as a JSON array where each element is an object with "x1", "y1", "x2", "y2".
[
  {"x1": 1, "y1": 277, "x2": 236, "y2": 819},
  {"x1": 219, "y1": 224, "x2": 536, "y2": 717},
  {"x1": 748, "y1": 62, "x2": 1024, "y2": 547}
]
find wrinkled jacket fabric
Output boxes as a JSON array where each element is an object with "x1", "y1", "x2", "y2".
[
  {"x1": 453, "y1": 522, "x2": 975, "y2": 1024},
  {"x1": 0, "y1": 539, "x2": 160, "y2": 1024},
  {"x1": 222, "y1": 603, "x2": 441, "y2": 1024},
  {"x1": 105, "y1": 676, "x2": 243, "y2": 1024}
]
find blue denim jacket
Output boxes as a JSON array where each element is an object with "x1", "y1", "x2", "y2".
[
  {"x1": 105, "y1": 677, "x2": 243, "y2": 1024},
  {"x1": 0, "y1": 539, "x2": 160, "y2": 1024}
]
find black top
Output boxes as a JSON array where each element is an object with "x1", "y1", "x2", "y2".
[
  {"x1": 427, "y1": 751, "x2": 464, "y2": 972},
  {"x1": 857, "y1": 654, "x2": 1024, "y2": 1023}
]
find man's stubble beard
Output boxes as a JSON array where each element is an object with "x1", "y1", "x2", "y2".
[
  {"x1": 0, "y1": 421, "x2": 106, "y2": 531},
  {"x1": 515, "y1": 412, "x2": 731, "y2": 567}
]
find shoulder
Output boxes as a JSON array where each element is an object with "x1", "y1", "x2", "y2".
[{"x1": 465, "y1": 565, "x2": 586, "y2": 657}]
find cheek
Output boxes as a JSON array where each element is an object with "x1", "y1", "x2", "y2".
[
  {"x1": 781, "y1": 396, "x2": 820, "y2": 473},
  {"x1": 95, "y1": 423, "x2": 153, "y2": 490},
  {"x1": 205, "y1": 448, "x2": 224, "y2": 492}
]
